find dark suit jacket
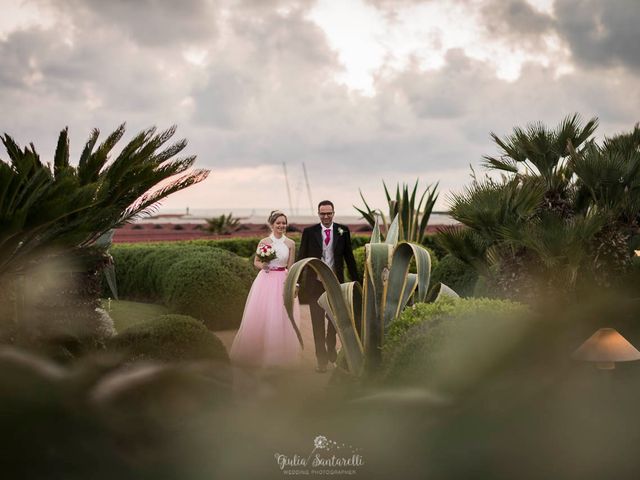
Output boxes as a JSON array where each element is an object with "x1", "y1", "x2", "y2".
[{"x1": 297, "y1": 222, "x2": 359, "y2": 301}]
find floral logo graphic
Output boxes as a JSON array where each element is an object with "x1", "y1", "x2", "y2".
[
  {"x1": 314, "y1": 435, "x2": 329, "y2": 449},
  {"x1": 274, "y1": 434, "x2": 364, "y2": 476}
]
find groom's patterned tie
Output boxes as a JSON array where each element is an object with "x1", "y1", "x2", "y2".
[{"x1": 324, "y1": 228, "x2": 331, "y2": 246}]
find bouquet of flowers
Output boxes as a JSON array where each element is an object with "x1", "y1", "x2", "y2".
[{"x1": 256, "y1": 243, "x2": 277, "y2": 263}]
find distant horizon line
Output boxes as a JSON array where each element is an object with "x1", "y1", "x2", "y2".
[{"x1": 155, "y1": 207, "x2": 452, "y2": 215}]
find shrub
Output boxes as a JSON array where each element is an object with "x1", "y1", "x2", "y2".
[
  {"x1": 109, "y1": 314, "x2": 229, "y2": 363},
  {"x1": 144, "y1": 245, "x2": 214, "y2": 299},
  {"x1": 109, "y1": 244, "x2": 231, "y2": 300},
  {"x1": 381, "y1": 297, "x2": 529, "y2": 394},
  {"x1": 190, "y1": 238, "x2": 263, "y2": 257},
  {"x1": 163, "y1": 250, "x2": 255, "y2": 330},
  {"x1": 108, "y1": 245, "x2": 255, "y2": 329},
  {"x1": 422, "y1": 234, "x2": 448, "y2": 260},
  {"x1": 430, "y1": 254, "x2": 478, "y2": 297},
  {"x1": 351, "y1": 235, "x2": 369, "y2": 249}
]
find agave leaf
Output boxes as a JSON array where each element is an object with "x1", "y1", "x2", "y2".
[
  {"x1": 403, "y1": 241, "x2": 432, "y2": 302},
  {"x1": 371, "y1": 216, "x2": 382, "y2": 243},
  {"x1": 426, "y1": 282, "x2": 460, "y2": 303},
  {"x1": 383, "y1": 180, "x2": 392, "y2": 203},
  {"x1": 318, "y1": 281, "x2": 364, "y2": 374},
  {"x1": 354, "y1": 205, "x2": 376, "y2": 227},
  {"x1": 399, "y1": 273, "x2": 418, "y2": 313},
  {"x1": 364, "y1": 242, "x2": 393, "y2": 362},
  {"x1": 284, "y1": 259, "x2": 364, "y2": 374},
  {"x1": 385, "y1": 215, "x2": 400, "y2": 245},
  {"x1": 383, "y1": 242, "x2": 432, "y2": 327},
  {"x1": 361, "y1": 264, "x2": 379, "y2": 362},
  {"x1": 382, "y1": 244, "x2": 412, "y2": 328}
]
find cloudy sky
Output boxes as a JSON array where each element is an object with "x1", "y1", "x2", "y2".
[{"x1": 1, "y1": 0, "x2": 639, "y2": 217}]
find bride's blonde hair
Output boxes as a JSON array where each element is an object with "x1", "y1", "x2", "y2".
[{"x1": 267, "y1": 210, "x2": 288, "y2": 226}]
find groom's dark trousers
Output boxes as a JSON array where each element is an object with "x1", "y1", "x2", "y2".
[{"x1": 297, "y1": 223, "x2": 359, "y2": 367}]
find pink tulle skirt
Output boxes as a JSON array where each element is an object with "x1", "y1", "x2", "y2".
[{"x1": 230, "y1": 269, "x2": 302, "y2": 368}]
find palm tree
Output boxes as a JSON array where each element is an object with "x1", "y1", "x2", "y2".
[
  {"x1": 570, "y1": 124, "x2": 640, "y2": 282},
  {"x1": 437, "y1": 176, "x2": 546, "y2": 298},
  {"x1": 205, "y1": 213, "x2": 241, "y2": 235},
  {"x1": 483, "y1": 113, "x2": 598, "y2": 217},
  {"x1": 0, "y1": 124, "x2": 209, "y2": 346},
  {"x1": 438, "y1": 115, "x2": 640, "y2": 300},
  {"x1": 0, "y1": 124, "x2": 208, "y2": 276}
]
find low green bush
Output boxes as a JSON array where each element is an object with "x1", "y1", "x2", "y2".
[
  {"x1": 381, "y1": 297, "x2": 529, "y2": 395},
  {"x1": 109, "y1": 314, "x2": 229, "y2": 362},
  {"x1": 108, "y1": 244, "x2": 255, "y2": 329},
  {"x1": 430, "y1": 254, "x2": 478, "y2": 297},
  {"x1": 163, "y1": 250, "x2": 255, "y2": 330},
  {"x1": 350, "y1": 235, "x2": 369, "y2": 249},
  {"x1": 188, "y1": 238, "x2": 264, "y2": 257}
]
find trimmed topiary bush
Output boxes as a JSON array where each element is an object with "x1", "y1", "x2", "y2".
[
  {"x1": 163, "y1": 250, "x2": 255, "y2": 330},
  {"x1": 381, "y1": 297, "x2": 529, "y2": 394},
  {"x1": 430, "y1": 254, "x2": 478, "y2": 297},
  {"x1": 108, "y1": 244, "x2": 255, "y2": 329},
  {"x1": 109, "y1": 314, "x2": 229, "y2": 362}
]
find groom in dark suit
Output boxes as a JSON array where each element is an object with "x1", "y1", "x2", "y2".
[{"x1": 298, "y1": 200, "x2": 359, "y2": 373}]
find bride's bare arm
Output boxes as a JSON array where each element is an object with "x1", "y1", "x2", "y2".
[{"x1": 287, "y1": 240, "x2": 296, "y2": 269}]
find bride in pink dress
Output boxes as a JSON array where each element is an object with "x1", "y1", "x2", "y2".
[{"x1": 230, "y1": 211, "x2": 302, "y2": 368}]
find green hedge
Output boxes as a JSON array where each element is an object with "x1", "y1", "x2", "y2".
[
  {"x1": 187, "y1": 238, "x2": 265, "y2": 257},
  {"x1": 381, "y1": 297, "x2": 529, "y2": 394},
  {"x1": 109, "y1": 314, "x2": 229, "y2": 362},
  {"x1": 430, "y1": 254, "x2": 478, "y2": 297},
  {"x1": 163, "y1": 251, "x2": 256, "y2": 330},
  {"x1": 109, "y1": 245, "x2": 255, "y2": 330}
]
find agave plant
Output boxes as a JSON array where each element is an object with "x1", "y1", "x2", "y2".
[
  {"x1": 283, "y1": 217, "x2": 458, "y2": 377},
  {"x1": 355, "y1": 180, "x2": 438, "y2": 243}
]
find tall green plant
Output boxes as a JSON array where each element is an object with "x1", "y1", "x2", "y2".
[
  {"x1": 0, "y1": 124, "x2": 209, "y2": 276},
  {"x1": 284, "y1": 217, "x2": 458, "y2": 377},
  {"x1": 355, "y1": 180, "x2": 438, "y2": 243},
  {"x1": 439, "y1": 115, "x2": 640, "y2": 298}
]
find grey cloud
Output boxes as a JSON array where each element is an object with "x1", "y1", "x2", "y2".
[
  {"x1": 481, "y1": 0, "x2": 554, "y2": 38},
  {"x1": 192, "y1": 5, "x2": 341, "y2": 129},
  {"x1": 2, "y1": 0, "x2": 640, "y2": 204},
  {"x1": 46, "y1": 0, "x2": 218, "y2": 47},
  {"x1": 554, "y1": 0, "x2": 640, "y2": 70},
  {"x1": 386, "y1": 49, "x2": 496, "y2": 120}
]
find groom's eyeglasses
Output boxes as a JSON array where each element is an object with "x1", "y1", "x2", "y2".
[{"x1": 318, "y1": 212, "x2": 334, "y2": 217}]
